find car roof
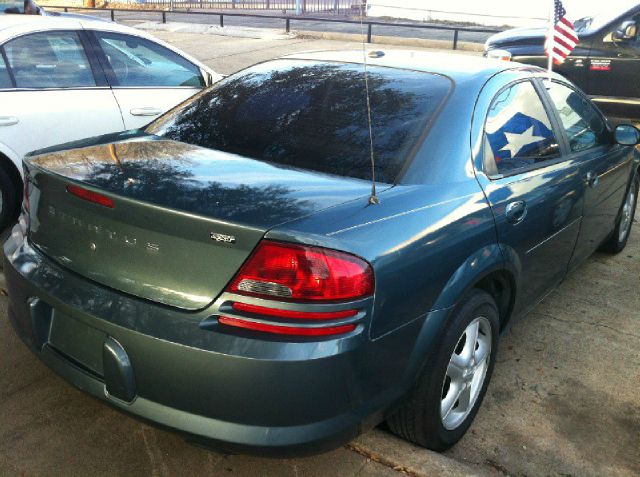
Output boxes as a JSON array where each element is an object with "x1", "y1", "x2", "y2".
[
  {"x1": 0, "y1": 14, "x2": 149, "y2": 38},
  {"x1": 282, "y1": 50, "x2": 526, "y2": 83}
]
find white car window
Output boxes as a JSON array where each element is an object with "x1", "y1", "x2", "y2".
[
  {"x1": 95, "y1": 32, "x2": 203, "y2": 88},
  {"x1": 0, "y1": 54, "x2": 11, "y2": 88},
  {"x1": 4, "y1": 31, "x2": 95, "y2": 88}
]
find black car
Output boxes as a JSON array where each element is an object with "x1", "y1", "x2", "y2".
[{"x1": 485, "y1": 2, "x2": 640, "y2": 125}]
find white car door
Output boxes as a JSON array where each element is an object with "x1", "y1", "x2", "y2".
[
  {"x1": 91, "y1": 31, "x2": 205, "y2": 130},
  {"x1": 0, "y1": 30, "x2": 124, "y2": 161}
]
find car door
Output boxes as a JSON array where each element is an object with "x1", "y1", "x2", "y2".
[
  {"x1": 0, "y1": 30, "x2": 124, "y2": 161},
  {"x1": 89, "y1": 31, "x2": 206, "y2": 130},
  {"x1": 588, "y1": 11, "x2": 640, "y2": 121},
  {"x1": 476, "y1": 78, "x2": 584, "y2": 314},
  {"x1": 544, "y1": 81, "x2": 634, "y2": 269}
]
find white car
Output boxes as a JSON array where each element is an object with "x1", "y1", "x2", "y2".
[{"x1": 0, "y1": 15, "x2": 221, "y2": 228}]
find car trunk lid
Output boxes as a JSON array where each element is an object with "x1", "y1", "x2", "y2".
[{"x1": 25, "y1": 137, "x2": 374, "y2": 310}]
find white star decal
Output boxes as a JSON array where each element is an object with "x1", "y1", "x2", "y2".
[{"x1": 500, "y1": 125, "x2": 545, "y2": 158}]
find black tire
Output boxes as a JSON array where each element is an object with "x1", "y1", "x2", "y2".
[
  {"x1": 387, "y1": 289, "x2": 499, "y2": 451},
  {"x1": 600, "y1": 173, "x2": 639, "y2": 254}
]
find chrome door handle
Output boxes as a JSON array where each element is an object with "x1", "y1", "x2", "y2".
[
  {"x1": 586, "y1": 172, "x2": 600, "y2": 188},
  {"x1": 130, "y1": 107, "x2": 162, "y2": 117},
  {"x1": 0, "y1": 116, "x2": 19, "y2": 127},
  {"x1": 505, "y1": 200, "x2": 527, "y2": 224}
]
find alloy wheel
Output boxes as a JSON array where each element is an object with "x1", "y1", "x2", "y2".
[
  {"x1": 440, "y1": 316, "x2": 492, "y2": 430},
  {"x1": 619, "y1": 186, "x2": 636, "y2": 243}
]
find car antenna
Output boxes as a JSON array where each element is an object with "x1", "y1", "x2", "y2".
[{"x1": 359, "y1": 1, "x2": 380, "y2": 205}]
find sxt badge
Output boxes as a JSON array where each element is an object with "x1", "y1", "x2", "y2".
[{"x1": 210, "y1": 232, "x2": 236, "y2": 244}]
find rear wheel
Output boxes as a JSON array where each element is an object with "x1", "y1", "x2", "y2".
[
  {"x1": 0, "y1": 166, "x2": 19, "y2": 232},
  {"x1": 387, "y1": 289, "x2": 499, "y2": 451},
  {"x1": 600, "y1": 173, "x2": 638, "y2": 254}
]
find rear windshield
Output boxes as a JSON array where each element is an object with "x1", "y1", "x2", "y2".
[{"x1": 147, "y1": 59, "x2": 451, "y2": 183}]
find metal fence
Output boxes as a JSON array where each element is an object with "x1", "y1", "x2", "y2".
[{"x1": 122, "y1": 0, "x2": 359, "y2": 14}]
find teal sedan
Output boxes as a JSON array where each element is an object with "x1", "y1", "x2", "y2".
[{"x1": 4, "y1": 50, "x2": 639, "y2": 455}]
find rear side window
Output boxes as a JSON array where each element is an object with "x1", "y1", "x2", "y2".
[
  {"x1": 95, "y1": 32, "x2": 204, "y2": 87},
  {"x1": 3, "y1": 31, "x2": 95, "y2": 88},
  {"x1": 547, "y1": 82, "x2": 610, "y2": 152},
  {"x1": 0, "y1": 54, "x2": 11, "y2": 88},
  {"x1": 147, "y1": 60, "x2": 451, "y2": 183},
  {"x1": 484, "y1": 81, "x2": 560, "y2": 175}
]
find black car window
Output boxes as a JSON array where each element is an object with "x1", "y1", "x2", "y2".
[
  {"x1": 547, "y1": 82, "x2": 610, "y2": 153},
  {"x1": 147, "y1": 60, "x2": 452, "y2": 183},
  {"x1": 484, "y1": 80, "x2": 560, "y2": 175},
  {"x1": 0, "y1": 54, "x2": 11, "y2": 88},
  {"x1": 621, "y1": 13, "x2": 640, "y2": 49},
  {"x1": 0, "y1": 0, "x2": 37, "y2": 14},
  {"x1": 3, "y1": 31, "x2": 95, "y2": 88},
  {"x1": 95, "y1": 32, "x2": 204, "y2": 88}
]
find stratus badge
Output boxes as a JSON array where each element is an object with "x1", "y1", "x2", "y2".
[{"x1": 210, "y1": 232, "x2": 236, "y2": 244}]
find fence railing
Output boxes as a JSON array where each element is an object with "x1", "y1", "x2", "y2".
[
  {"x1": 46, "y1": 5, "x2": 502, "y2": 49},
  {"x1": 120, "y1": 0, "x2": 359, "y2": 14}
]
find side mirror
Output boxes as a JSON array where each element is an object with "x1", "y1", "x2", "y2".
[
  {"x1": 612, "y1": 20, "x2": 638, "y2": 41},
  {"x1": 200, "y1": 69, "x2": 213, "y2": 87},
  {"x1": 614, "y1": 124, "x2": 640, "y2": 145}
]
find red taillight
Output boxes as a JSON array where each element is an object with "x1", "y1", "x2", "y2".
[
  {"x1": 227, "y1": 241, "x2": 374, "y2": 302},
  {"x1": 231, "y1": 302, "x2": 358, "y2": 320},
  {"x1": 218, "y1": 316, "x2": 356, "y2": 336},
  {"x1": 66, "y1": 184, "x2": 115, "y2": 208}
]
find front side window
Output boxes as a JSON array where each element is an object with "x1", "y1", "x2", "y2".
[
  {"x1": 3, "y1": 31, "x2": 95, "y2": 88},
  {"x1": 95, "y1": 32, "x2": 203, "y2": 88},
  {"x1": 547, "y1": 82, "x2": 610, "y2": 153},
  {"x1": 0, "y1": 54, "x2": 11, "y2": 88},
  {"x1": 485, "y1": 81, "x2": 560, "y2": 175},
  {"x1": 146, "y1": 60, "x2": 452, "y2": 183}
]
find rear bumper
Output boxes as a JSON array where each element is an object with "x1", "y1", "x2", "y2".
[{"x1": 3, "y1": 222, "x2": 451, "y2": 455}]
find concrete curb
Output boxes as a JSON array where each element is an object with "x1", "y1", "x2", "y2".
[
  {"x1": 296, "y1": 30, "x2": 484, "y2": 52},
  {"x1": 134, "y1": 21, "x2": 295, "y2": 40},
  {"x1": 349, "y1": 430, "x2": 491, "y2": 477}
]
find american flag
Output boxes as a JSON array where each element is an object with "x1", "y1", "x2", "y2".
[{"x1": 545, "y1": 0, "x2": 579, "y2": 64}]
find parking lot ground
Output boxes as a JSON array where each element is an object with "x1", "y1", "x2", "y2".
[
  {"x1": 1, "y1": 29, "x2": 639, "y2": 477},
  {"x1": 129, "y1": 27, "x2": 478, "y2": 76}
]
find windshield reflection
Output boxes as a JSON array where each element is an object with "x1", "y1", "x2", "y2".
[{"x1": 147, "y1": 60, "x2": 451, "y2": 183}]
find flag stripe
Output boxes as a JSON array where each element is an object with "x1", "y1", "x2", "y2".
[
  {"x1": 556, "y1": 21, "x2": 579, "y2": 43},
  {"x1": 553, "y1": 42, "x2": 571, "y2": 55},
  {"x1": 554, "y1": 34, "x2": 575, "y2": 51},
  {"x1": 554, "y1": 26, "x2": 578, "y2": 44}
]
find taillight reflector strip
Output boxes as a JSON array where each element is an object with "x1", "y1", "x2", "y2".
[
  {"x1": 231, "y1": 302, "x2": 358, "y2": 321},
  {"x1": 66, "y1": 185, "x2": 115, "y2": 208},
  {"x1": 218, "y1": 316, "x2": 356, "y2": 336}
]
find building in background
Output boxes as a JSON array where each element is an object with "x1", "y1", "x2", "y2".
[{"x1": 367, "y1": 0, "x2": 638, "y2": 27}]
